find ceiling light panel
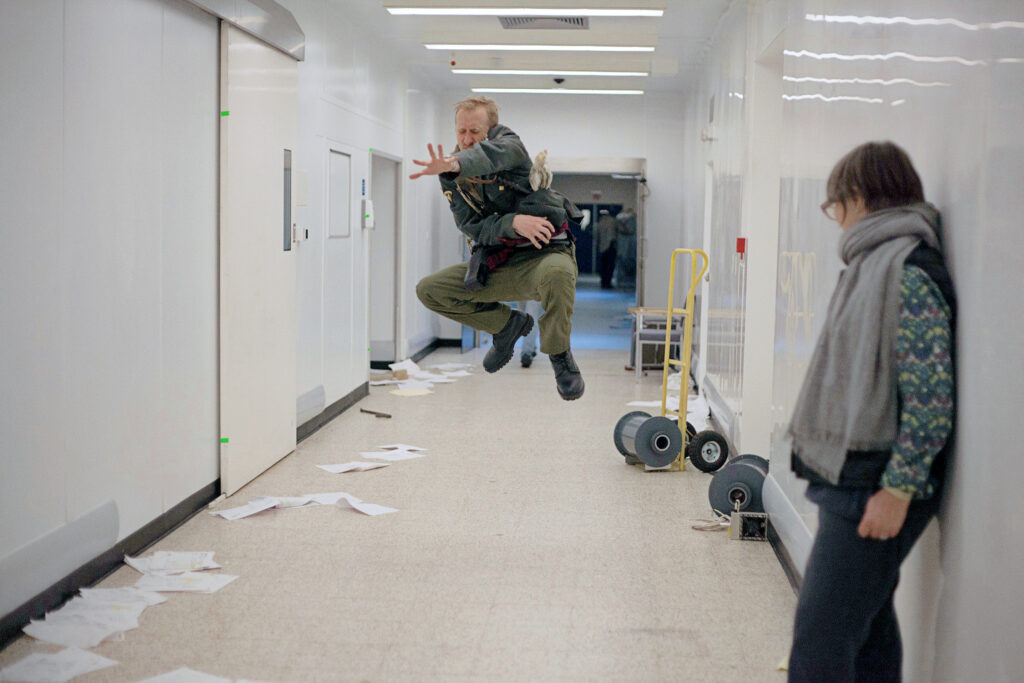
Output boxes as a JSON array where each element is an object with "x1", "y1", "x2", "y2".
[
  {"x1": 453, "y1": 68, "x2": 648, "y2": 76},
  {"x1": 387, "y1": 8, "x2": 664, "y2": 17},
  {"x1": 472, "y1": 87, "x2": 644, "y2": 94},
  {"x1": 426, "y1": 44, "x2": 655, "y2": 51}
]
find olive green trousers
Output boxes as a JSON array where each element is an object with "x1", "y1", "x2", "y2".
[{"x1": 416, "y1": 242, "x2": 577, "y2": 355}]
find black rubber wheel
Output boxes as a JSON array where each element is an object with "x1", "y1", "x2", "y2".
[
  {"x1": 729, "y1": 453, "x2": 768, "y2": 474},
  {"x1": 613, "y1": 411, "x2": 650, "y2": 456},
  {"x1": 634, "y1": 416, "x2": 683, "y2": 468},
  {"x1": 685, "y1": 421, "x2": 697, "y2": 440},
  {"x1": 687, "y1": 430, "x2": 729, "y2": 472},
  {"x1": 708, "y1": 460, "x2": 767, "y2": 515}
]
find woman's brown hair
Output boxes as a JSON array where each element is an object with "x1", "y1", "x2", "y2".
[{"x1": 824, "y1": 141, "x2": 924, "y2": 212}]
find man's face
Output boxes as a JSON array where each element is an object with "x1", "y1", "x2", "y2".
[{"x1": 455, "y1": 106, "x2": 490, "y2": 150}]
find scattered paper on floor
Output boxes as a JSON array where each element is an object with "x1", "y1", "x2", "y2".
[
  {"x1": 442, "y1": 370, "x2": 472, "y2": 377},
  {"x1": 317, "y1": 462, "x2": 390, "y2": 474},
  {"x1": 0, "y1": 647, "x2": 117, "y2": 682},
  {"x1": 125, "y1": 551, "x2": 220, "y2": 575},
  {"x1": 388, "y1": 359, "x2": 420, "y2": 374},
  {"x1": 336, "y1": 495, "x2": 399, "y2": 516},
  {"x1": 369, "y1": 379, "x2": 399, "y2": 386},
  {"x1": 359, "y1": 450, "x2": 426, "y2": 461},
  {"x1": 390, "y1": 387, "x2": 433, "y2": 397},
  {"x1": 209, "y1": 497, "x2": 279, "y2": 520},
  {"x1": 137, "y1": 667, "x2": 232, "y2": 682},
  {"x1": 378, "y1": 443, "x2": 426, "y2": 451},
  {"x1": 79, "y1": 587, "x2": 166, "y2": 606},
  {"x1": 134, "y1": 572, "x2": 238, "y2": 594},
  {"x1": 23, "y1": 609, "x2": 139, "y2": 649},
  {"x1": 57, "y1": 596, "x2": 147, "y2": 621}
]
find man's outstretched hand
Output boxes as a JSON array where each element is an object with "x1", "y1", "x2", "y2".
[
  {"x1": 410, "y1": 143, "x2": 456, "y2": 179},
  {"x1": 513, "y1": 215, "x2": 554, "y2": 249}
]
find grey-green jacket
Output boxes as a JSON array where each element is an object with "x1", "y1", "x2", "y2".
[{"x1": 440, "y1": 124, "x2": 580, "y2": 246}]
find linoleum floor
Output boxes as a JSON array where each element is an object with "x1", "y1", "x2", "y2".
[{"x1": 0, "y1": 302, "x2": 797, "y2": 683}]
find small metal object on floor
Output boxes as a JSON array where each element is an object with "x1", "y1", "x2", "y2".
[{"x1": 359, "y1": 408, "x2": 392, "y2": 419}]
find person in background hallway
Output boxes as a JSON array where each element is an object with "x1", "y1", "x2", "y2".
[
  {"x1": 516, "y1": 300, "x2": 543, "y2": 367},
  {"x1": 614, "y1": 207, "x2": 637, "y2": 289},
  {"x1": 595, "y1": 210, "x2": 618, "y2": 289},
  {"x1": 411, "y1": 95, "x2": 585, "y2": 400},
  {"x1": 787, "y1": 141, "x2": 956, "y2": 683}
]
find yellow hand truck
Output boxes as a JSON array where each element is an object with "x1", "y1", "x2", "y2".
[{"x1": 613, "y1": 249, "x2": 730, "y2": 472}]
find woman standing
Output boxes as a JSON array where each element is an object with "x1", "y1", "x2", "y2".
[{"x1": 787, "y1": 141, "x2": 956, "y2": 682}]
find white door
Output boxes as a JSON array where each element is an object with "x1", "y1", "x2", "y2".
[
  {"x1": 219, "y1": 25, "x2": 297, "y2": 495},
  {"x1": 369, "y1": 153, "x2": 400, "y2": 365}
]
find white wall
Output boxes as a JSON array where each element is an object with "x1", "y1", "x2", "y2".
[
  {"x1": 0, "y1": 0, "x2": 454, "y2": 619},
  {"x1": 281, "y1": 0, "x2": 451, "y2": 415},
  {"x1": 0, "y1": 0, "x2": 219, "y2": 611},
  {"x1": 680, "y1": 0, "x2": 1024, "y2": 680}
]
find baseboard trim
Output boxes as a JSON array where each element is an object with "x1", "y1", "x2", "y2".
[
  {"x1": 0, "y1": 480, "x2": 220, "y2": 650},
  {"x1": 768, "y1": 520, "x2": 801, "y2": 594},
  {"x1": 410, "y1": 337, "x2": 460, "y2": 364},
  {"x1": 296, "y1": 382, "x2": 369, "y2": 444}
]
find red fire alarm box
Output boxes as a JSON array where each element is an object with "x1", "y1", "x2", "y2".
[{"x1": 736, "y1": 237, "x2": 747, "y2": 255}]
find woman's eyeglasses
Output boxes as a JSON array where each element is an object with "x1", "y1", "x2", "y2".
[{"x1": 820, "y1": 200, "x2": 839, "y2": 220}]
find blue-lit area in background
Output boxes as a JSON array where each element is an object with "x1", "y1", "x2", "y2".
[{"x1": 568, "y1": 275, "x2": 634, "y2": 351}]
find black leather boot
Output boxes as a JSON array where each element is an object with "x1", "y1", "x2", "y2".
[
  {"x1": 483, "y1": 310, "x2": 534, "y2": 373},
  {"x1": 549, "y1": 349, "x2": 584, "y2": 400}
]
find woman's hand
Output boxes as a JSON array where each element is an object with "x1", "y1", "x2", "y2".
[{"x1": 857, "y1": 489, "x2": 911, "y2": 541}]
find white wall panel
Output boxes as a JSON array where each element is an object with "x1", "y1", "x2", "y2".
[
  {"x1": 679, "y1": 1, "x2": 1024, "y2": 680},
  {"x1": 281, "y1": 0, "x2": 448, "y2": 413},
  {"x1": 158, "y1": 0, "x2": 220, "y2": 506},
  {"x1": 61, "y1": 0, "x2": 166, "y2": 530},
  {"x1": 0, "y1": 0, "x2": 66, "y2": 555},
  {"x1": 0, "y1": 0, "x2": 219, "y2": 611},
  {"x1": 405, "y1": 86, "x2": 457, "y2": 351}
]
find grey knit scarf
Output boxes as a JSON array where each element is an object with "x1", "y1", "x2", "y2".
[{"x1": 788, "y1": 202, "x2": 943, "y2": 484}]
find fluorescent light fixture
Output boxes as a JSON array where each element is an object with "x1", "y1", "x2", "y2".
[
  {"x1": 805, "y1": 14, "x2": 1024, "y2": 31},
  {"x1": 390, "y1": 8, "x2": 664, "y2": 17},
  {"x1": 453, "y1": 68, "x2": 649, "y2": 76},
  {"x1": 784, "y1": 75, "x2": 951, "y2": 87},
  {"x1": 427, "y1": 44, "x2": 655, "y2": 52},
  {"x1": 891, "y1": 99, "x2": 907, "y2": 106},
  {"x1": 784, "y1": 49, "x2": 985, "y2": 66},
  {"x1": 783, "y1": 94, "x2": 884, "y2": 104},
  {"x1": 611, "y1": 174, "x2": 642, "y2": 179},
  {"x1": 472, "y1": 87, "x2": 643, "y2": 95}
]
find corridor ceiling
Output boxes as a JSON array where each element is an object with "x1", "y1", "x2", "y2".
[{"x1": 344, "y1": 1, "x2": 735, "y2": 94}]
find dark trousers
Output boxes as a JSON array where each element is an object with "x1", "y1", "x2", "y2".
[
  {"x1": 789, "y1": 496, "x2": 939, "y2": 683},
  {"x1": 598, "y1": 246, "x2": 616, "y2": 288}
]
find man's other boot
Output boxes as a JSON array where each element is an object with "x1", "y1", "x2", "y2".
[
  {"x1": 549, "y1": 350, "x2": 584, "y2": 401},
  {"x1": 483, "y1": 311, "x2": 534, "y2": 373}
]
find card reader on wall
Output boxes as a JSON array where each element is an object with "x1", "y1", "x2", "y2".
[{"x1": 362, "y1": 199, "x2": 375, "y2": 229}]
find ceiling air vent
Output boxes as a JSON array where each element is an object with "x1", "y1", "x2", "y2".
[{"x1": 498, "y1": 16, "x2": 589, "y2": 30}]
